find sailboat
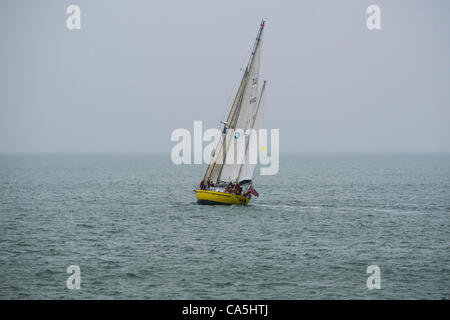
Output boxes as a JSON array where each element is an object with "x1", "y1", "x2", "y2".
[{"x1": 196, "y1": 20, "x2": 267, "y2": 205}]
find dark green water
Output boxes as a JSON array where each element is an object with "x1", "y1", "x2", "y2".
[{"x1": 0, "y1": 154, "x2": 449, "y2": 299}]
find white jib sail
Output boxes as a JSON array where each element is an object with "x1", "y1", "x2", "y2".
[{"x1": 238, "y1": 80, "x2": 265, "y2": 182}]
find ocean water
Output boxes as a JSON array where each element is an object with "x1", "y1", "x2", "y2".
[{"x1": 0, "y1": 153, "x2": 448, "y2": 299}]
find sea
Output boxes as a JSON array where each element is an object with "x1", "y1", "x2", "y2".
[{"x1": 0, "y1": 153, "x2": 448, "y2": 299}]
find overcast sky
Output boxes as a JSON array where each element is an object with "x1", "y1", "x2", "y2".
[{"x1": 1, "y1": 0, "x2": 449, "y2": 153}]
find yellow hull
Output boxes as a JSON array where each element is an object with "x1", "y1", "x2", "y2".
[{"x1": 195, "y1": 190, "x2": 251, "y2": 205}]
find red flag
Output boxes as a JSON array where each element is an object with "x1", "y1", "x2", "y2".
[{"x1": 249, "y1": 186, "x2": 259, "y2": 197}]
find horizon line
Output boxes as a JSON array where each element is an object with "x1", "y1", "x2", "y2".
[{"x1": 1, "y1": 151, "x2": 449, "y2": 155}]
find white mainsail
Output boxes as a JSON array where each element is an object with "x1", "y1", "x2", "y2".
[
  {"x1": 219, "y1": 40, "x2": 260, "y2": 182},
  {"x1": 203, "y1": 20, "x2": 266, "y2": 185}
]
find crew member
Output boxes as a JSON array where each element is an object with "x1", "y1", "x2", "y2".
[{"x1": 235, "y1": 182, "x2": 241, "y2": 195}]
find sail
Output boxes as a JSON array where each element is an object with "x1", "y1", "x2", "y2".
[
  {"x1": 218, "y1": 21, "x2": 264, "y2": 183},
  {"x1": 204, "y1": 70, "x2": 249, "y2": 183},
  {"x1": 237, "y1": 80, "x2": 265, "y2": 182}
]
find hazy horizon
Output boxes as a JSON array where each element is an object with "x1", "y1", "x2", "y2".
[
  {"x1": 1, "y1": 0, "x2": 449, "y2": 153},
  {"x1": 1, "y1": 151, "x2": 449, "y2": 155}
]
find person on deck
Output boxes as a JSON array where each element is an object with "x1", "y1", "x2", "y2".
[
  {"x1": 200, "y1": 180, "x2": 205, "y2": 190},
  {"x1": 235, "y1": 182, "x2": 241, "y2": 195}
]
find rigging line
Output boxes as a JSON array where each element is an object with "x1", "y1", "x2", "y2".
[{"x1": 219, "y1": 37, "x2": 255, "y2": 124}]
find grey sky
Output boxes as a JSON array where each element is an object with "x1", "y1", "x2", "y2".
[{"x1": 1, "y1": 0, "x2": 449, "y2": 153}]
